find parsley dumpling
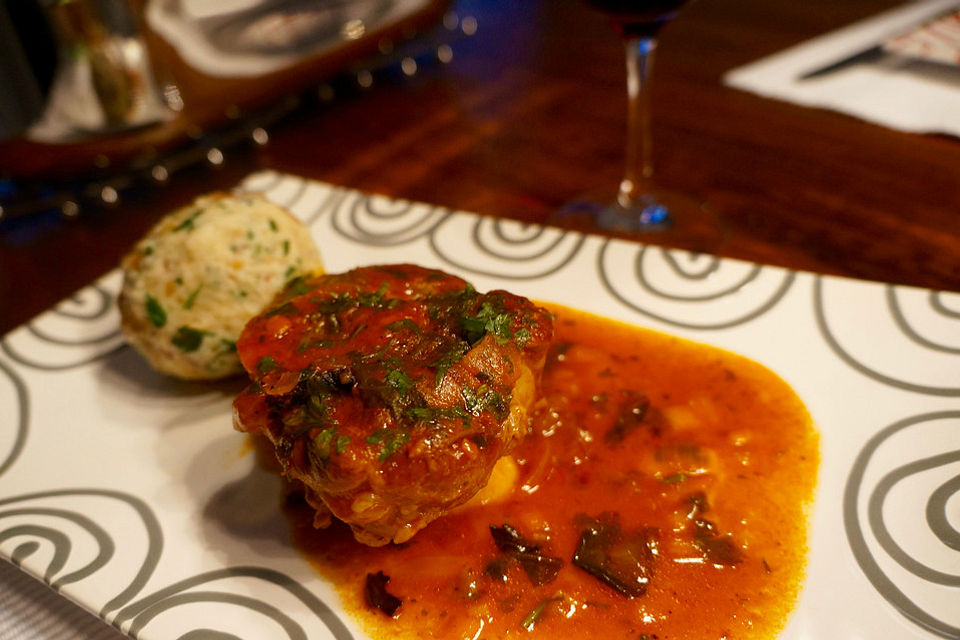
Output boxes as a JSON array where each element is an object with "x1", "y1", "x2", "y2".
[{"x1": 118, "y1": 192, "x2": 322, "y2": 379}]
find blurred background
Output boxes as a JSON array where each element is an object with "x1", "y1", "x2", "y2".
[{"x1": 1, "y1": 0, "x2": 958, "y2": 336}]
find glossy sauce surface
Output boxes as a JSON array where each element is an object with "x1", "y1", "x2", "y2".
[{"x1": 282, "y1": 303, "x2": 819, "y2": 639}]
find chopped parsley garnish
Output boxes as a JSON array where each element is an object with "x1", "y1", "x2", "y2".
[
  {"x1": 385, "y1": 319, "x2": 421, "y2": 333},
  {"x1": 312, "y1": 284, "x2": 396, "y2": 316},
  {"x1": 257, "y1": 355, "x2": 278, "y2": 374},
  {"x1": 514, "y1": 327, "x2": 532, "y2": 349},
  {"x1": 431, "y1": 343, "x2": 469, "y2": 387},
  {"x1": 297, "y1": 337, "x2": 334, "y2": 353},
  {"x1": 366, "y1": 428, "x2": 410, "y2": 461},
  {"x1": 172, "y1": 208, "x2": 203, "y2": 232},
  {"x1": 265, "y1": 301, "x2": 299, "y2": 318},
  {"x1": 358, "y1": 282, "x2": 390, "y2": 307},
  {"x1": 171, "y1": 326, "x2": 207, "y2": 352},
  {"x1": 182, "y1": 284, "x2": 203, "y2": 310},
  {"x1": 145, "y1": 295, "x2": 167, "y2": 328},
  {"x1": 348, "y1": 323, "x2": 368, "y2": 340},
  {"x1": 313, "y1": 427, "x2": 340, "y2": 457},
  {"x1": 269, "y1": 219, "x2": 278, "y2": 231},
  {"x1": 257, "y1": 356, "x2": 277, "y2": 374},
  {"x1": 406, "y1": 407, "x2": 434, "y2": 421},
  {"x1": 386, "y1": 369, "x2": 415, "y2": 395},
  {"x1": 280, "y1": 275, "x2": 312, "y2": 300},
  {"x1": 462, "y1": 384, "x2": 509, "y2": 419},
  {"x1": 521, "y1": 594, "x2": 565, "y2": 631},
  {"x1": 463, "y1": 301, "x2": 514, "y2": 345},
  {"x1": 405, "y1": 404, "x2": 470, "y2": 425}
]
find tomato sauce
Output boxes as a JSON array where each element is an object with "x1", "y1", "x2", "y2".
[{"x1": 279, "y1": 303, "x2": 819, "y2": 639}]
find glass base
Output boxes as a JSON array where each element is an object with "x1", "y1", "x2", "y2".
[{"x1": 551, "y1": 188, "x2": 726, "y2": 253}]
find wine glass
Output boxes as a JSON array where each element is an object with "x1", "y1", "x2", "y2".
[{"x1": 557, "y1": 0, "x2": 723, "y2": 249}]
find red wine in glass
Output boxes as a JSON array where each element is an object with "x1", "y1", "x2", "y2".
[
  {"x1": 558, "y1": 0, "x2": 722, "y2": 250},
  {"x1": 583, "y1": 0, "x2": 690, "y2": 35}
]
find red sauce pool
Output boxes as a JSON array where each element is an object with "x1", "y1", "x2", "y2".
[{"x1": 277, "y1": 303, "x2": 820, "y2": 639}]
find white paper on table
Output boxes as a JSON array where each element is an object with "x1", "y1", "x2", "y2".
[{"x1": 723, "y1": 0, "x2": 960, "y2": 136}]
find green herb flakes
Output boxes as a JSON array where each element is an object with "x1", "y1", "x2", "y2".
[
  {"x1": 172, "y1": 208, "x2": 203, "y2": 232},
  {"x1": 431, "y1": 343, "x2": 469, "y2": 387},
  {"x1": 171, "y1": 326, "x2": 207, "y2": 352},
  {"x1": 257, "y1": 355, "x2": 278, "y2": 374},
  {"x1": 462, "y1": 384, "x2": 509, "y2": 419},
  {"x1": 183, "y1": 284, "x2": 203, "y2": 310},
  {"x1": 366, "y1": 428, "x2": 410, "y2": 461},
  {"x1": 281, "y1": 275, "x2": 311, "y2": 300},
  {"x1": 463, "y1": 301, "x2": 513, "y2": 345},
  {"x1": 265, "y1": 301, "x2": 299, "y2": 318},
  {"x1": 145, "y1": 295, "x2": 167, "y2": 328},
  {"x1": 514, "y1": 327, "x2": 532, "y2": 349},
  {"x1": 385, "y1": 318, "x2": 421, "y2": 333},
  {"x1": 314, "y1": 427, "x2": 336, "y2": 453},
  {"x1": 386, "y1": 369, "x2": 415, "y2": 395}
]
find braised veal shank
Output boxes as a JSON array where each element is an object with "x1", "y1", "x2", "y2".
[{"x1": 233, "y1": 264, "x2": 553, "y2": 546}]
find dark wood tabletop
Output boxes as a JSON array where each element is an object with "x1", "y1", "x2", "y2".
[{"x1": 2, "y1": 0, "x2": 958, "y2": 336}]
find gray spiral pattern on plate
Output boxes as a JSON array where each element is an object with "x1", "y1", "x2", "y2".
[
  {"x1": 1, "y1": 281, "x2": 124, "y2": 371},
  {"x1": 598, "y1": 240, "x2": 795, "y2": 329},
  {"x1": 814, "y1": 279, "x2": 960, "y2": 396},
  {"x1": 115, "y1": 567, "x2": 354, "y2": 640},
  {"x1": 301, "y1": 183, "x2": 350, "y2": 227},
  {"x1": 844, "y1": 411, "x2": 960, "y2": 639},
  {"x1": 0, "y1": 487, "x2": 355, "y2": 639},
  {"x1": 0, "y1": 508, "x2": 113, "y2": 586},
  {"x1": 0, "y1": 358, "x2": 28, "y2": 477},
  {"x1": 429, "y1": 215, "x2": 585, "y2": 280},
  {"x1": 931, "y1": 291, "x2": 960, "y2": 318},
  {"x1": 239, "y1": 171, "x2": 285, "y2": 200},
  {"x1": 330, "y1": 190, "x2": 448, "y2": 246},
  {"x1": 0, "y1": 489, "x2": 163, "y2": 616},
  {"x1": 887, "y1": 287, "x2": 960, "y2": 354},
  {"x1": 49, "y1": 285, "x2": 114, "y2": 321},
  {"x1": 239, "y1": 171, "x2": 336, "y2": 226}
]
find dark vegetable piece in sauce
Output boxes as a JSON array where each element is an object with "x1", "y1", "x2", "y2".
[
  {"x1": 484, "y1": 557, "x2": 511, "y2": 583},
  {"x1": 278, "y1": 303, "x2": 820, "y2": 640},
  {"x1": 605, "y1": 391, "x2": 667, "y2": 445},
  {"x1": 572, "y1": 513, "x2": 658, "y2": 598},
  {"x1": 693, "y1": 518, "x2": 744, "y2": 567},
  {"x1": 685, "y1": 491, "x2": 710, "y2": 518},
  {"x1": 489, "y1": 524, "x2": 564, "y2": 586},
  {"x1": 365, "y1": 571, "x2": 402, "y2": 617}
]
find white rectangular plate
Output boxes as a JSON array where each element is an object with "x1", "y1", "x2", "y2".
[{"x1": 1, "y1": 171, "x2": 958, "y2": 639}]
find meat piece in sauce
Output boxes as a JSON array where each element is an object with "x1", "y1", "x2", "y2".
[{"x1": 233, "y1": 264, "x2": 554, "y2": 546}]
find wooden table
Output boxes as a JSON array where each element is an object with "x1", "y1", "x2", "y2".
[{"x1": 2, "y1": 0, "x2": 958, "y2": 336}]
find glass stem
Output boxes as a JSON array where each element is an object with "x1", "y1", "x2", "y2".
[{"x1": 618, "y1": 35, "x2": 658, "y2": 210}]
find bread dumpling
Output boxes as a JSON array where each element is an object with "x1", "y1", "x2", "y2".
[{"x1": 118, "y1": 192, "x2": 322, "y2": 379}]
